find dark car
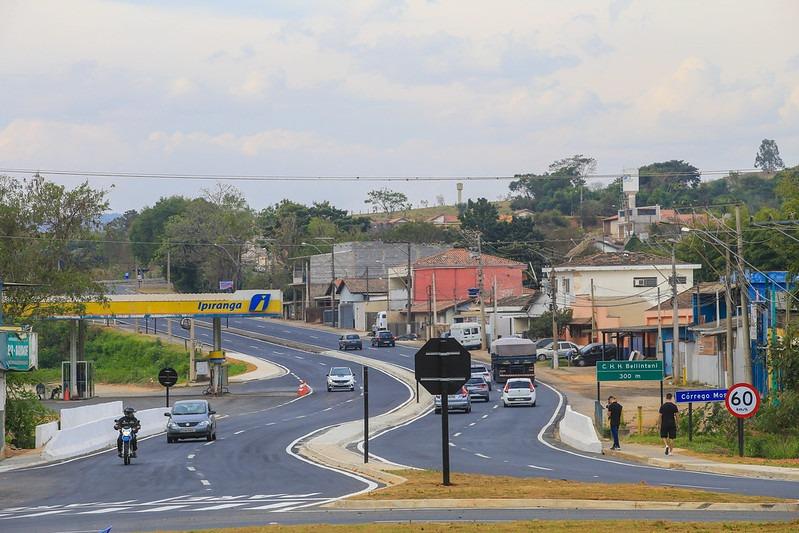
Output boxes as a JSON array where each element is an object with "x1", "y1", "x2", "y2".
[
  {"x1": 165, "y1": 400, "x2": 216, "y2": 442},
  {"x1": 338, "y1": 334, "x2": 363, "y2": 350},
  {"x1": 464, "y1": 376, "x2": 490, "y2": 401},
  {"x1": 570, "y1": 343, "x2": 618, "y2": 366},
  {"x1": 371, "y1": 330, "x2": 396, "y2": 347}
]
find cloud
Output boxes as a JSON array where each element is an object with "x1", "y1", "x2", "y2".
[{"x1": 0, "y1": 119, "x2": 128, "y2": 164}]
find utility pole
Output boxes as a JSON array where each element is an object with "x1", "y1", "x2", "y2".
[
  {"x1": 330, "y1": 243, "x2": 337, "y2": 328},
  {"x1": 724, "y1": 242, "x2": 734, "y2": 386},
  {"x1": 657, "y1": 286, "x2": 663, "y2": 359},
  {"x1": 671, "y1": 245, "x2": 681, "y2": 384},
  {"x1": 492, "y1": 276, "x2": 498, "y2": 344},
  {"x1": 477, "y1": 234, "x2": 488, "y2": 351},
  {"x1": 736, "y1": 206, "x2": 753, "y2": 384},
  {"x1": 551, "y1": 266, "x2": 559, "y2": 370},
  {"x1": 431, "y1": 271, "x2": 438, "y2": 328},
  {"x1": 406, "y1": 242, "x2": 412, "y2": 335},
  {"x1": 166, "y1": 245, "x2": 172, "y2": 340},
  {"x1": 590, "y1": 278, "x2": 597, "y2": 343}
]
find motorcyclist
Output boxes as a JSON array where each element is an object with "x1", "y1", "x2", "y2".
[{"x1": 115, "y1": 407, "x2": 141, "y2": 458}]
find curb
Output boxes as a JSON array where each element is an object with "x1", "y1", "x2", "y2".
[
  {"x1": 604, "y1": 448, "x2": 799, "y2": 482},
  {"x1": 324, "y1": 497, "x2": 799, "y2": 513}
]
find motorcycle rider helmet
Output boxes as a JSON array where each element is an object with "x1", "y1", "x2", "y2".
[{"x1": 123, "y1": 407, "x2": 135, "y2": 416}]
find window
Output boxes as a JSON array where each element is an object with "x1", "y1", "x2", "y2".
[
  {"x1": 637, "y1": 208, "x2": 657, "y2": 216},
  {"x1": 562, "y1": 277, "x2": 570, "y2": 294},
  {"x1": 669, "y1": 276, "x2": 688, "y2": 285},
  {"x1": 633, "y1": 277, "x2": 658, "y2": 287}
]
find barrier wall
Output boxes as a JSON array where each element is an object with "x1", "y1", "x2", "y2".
[
  {"x1": 44, "y1": 406, "x2": 169, "y2": 460},
  {"x1": 60, "y1": 401, "x2": 123, "y2": 429},
  {"x1": 35, "y1": 420, "x2": 59, "y2": 448},
  {"x1": 558, "y1": 405, "x2": 603, "y2": 454}
]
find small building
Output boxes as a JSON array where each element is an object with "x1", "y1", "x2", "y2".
[{"x1": 427, "y1": 214, "x2": 460, "y2": 227}]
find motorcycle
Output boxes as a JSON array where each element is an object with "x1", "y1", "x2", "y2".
[{"x1": 119, "y1": 426, "x2": 135, "y2": 465}]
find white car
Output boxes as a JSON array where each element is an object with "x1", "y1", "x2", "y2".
[
  {"x1": 470, "y1": 364, "x2": 493, "y2": 390},
  {"x1": 326, "y1": 366, "x2": 355, "y2": 392},
  {"x1": 502, "y1": 378, "x2": 536, "y2": 407},
  {"x1": 536, "y1": 341, "x2": 580, "y2": 361}
]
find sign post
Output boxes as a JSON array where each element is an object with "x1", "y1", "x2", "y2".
[
  {"x1": 414, "y1": 337, "x2": 471, "y2": 486},
  {"x1": 596, "y1": 361, "x2": 664, "y2": 425},
  {"x1": 725, "y1": 383, "x2": 761, "y2": 457},
  {"x1": 675, "y1": 389, "x2": 727, "y2": 442},
  {"x1": 158, "y1": 367, "x2": 178, "y2": 407},
  {"x1": 363, "y1": 366, "x2": 369, "y2": 464}
]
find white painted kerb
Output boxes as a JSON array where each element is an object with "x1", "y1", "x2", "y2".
[{"x1": 558, "y1": 405, "x2": 602, "y2": 454}]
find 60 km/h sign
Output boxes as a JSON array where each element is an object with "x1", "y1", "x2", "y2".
[{"x1": 725, "y1": 382, "x2": 761, "y2": 419}]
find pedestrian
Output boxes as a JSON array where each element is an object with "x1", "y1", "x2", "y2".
[
  {"x1": 606, "y1": 396, "x2": 623, "y2": 450},
  {"x1": 659, "y1": 392, "x2": 679, "y2": 455}
]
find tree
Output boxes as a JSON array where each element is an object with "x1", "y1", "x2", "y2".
[
  {"x1": 459, "y1": 198, "x2": 500, "y2": 236},
  {"x1": 129, "y1": 196, "x2": 190, "y2": 265},
  {"x1": 364, "y1": 188, "x2": 411, "y2": 214},
  {"x1": 509, "y1": 155, "x2": 596, "y2": 215},
  {"x1": 527, "y1": 309, "x2": 573, "y2": 339},
  {"x1": 637, "y1": 160, "x2": 700, "y2": 206},
  {"x1": 0, "y1": 174, "x2": 108, "y2": 322},
  {"x1": 755, "y1": 139, "x2": 785, "y2": 173}
]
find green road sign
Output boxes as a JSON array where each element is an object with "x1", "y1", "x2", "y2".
[{"x1": 596, "y1": 360, "x2": 663, "y2": 382}]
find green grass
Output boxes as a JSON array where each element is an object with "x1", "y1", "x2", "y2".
[{"x1": 628, "y1": 431, "x2": 799, "y2": 463}]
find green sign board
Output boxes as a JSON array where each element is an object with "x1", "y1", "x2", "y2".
[
  {"x1": 596, "y1": 360, "x2": 663, "y2": 382},
  {"x1": 4, "y1": 332, "x2": 38, "y2": 371}
]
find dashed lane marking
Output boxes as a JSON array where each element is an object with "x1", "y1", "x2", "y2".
[
  {"x1": 78, "y1": 507, "x2": 131, "y2": 514},
  {"x1": 2, "y1": 509, "x2": 69, "y2": 519},
  {"x1": 468, "y1": 422, "x2": 476, "y2": 427},
  {"x1": 481, "y1": 414, "x2": 488, "y2": 419},
  {"x1": 474, "y1": 453, "x2": 491, "y2": 459},
  {"x1": 133, "y1": 505, "x2": 188, "y2": 513},
  {"x1": 453, "y1": 432, "x2": 461, "y2": 437},
  {"x1": 186, "y1": 466, "x2": 196, "y2": 472},
  {"x1": 234, "y1": 430, "x2": 245, "y2": 435},
  {"x1": 188, "y1": 503, "x2": 248, "y2": 511},
  {"x1": 528, "y1": 464, "x2": 553, "y2": 471},
  {"x1": 246, "y1": 501, "x2": 302, "y2": 511},
  {"x1": 265, "y1": 422, "x2": 276, "y2": 426},
  {"x1": 492, "y1": 405, "x2": 498, "y2": 409},
  {"x1": 449, "y1": 442, "x2": 456, "y2": 447},
  {"x1": 203, "y1": 441, "x2": 215, "y2": 446},
  {"x1": 200, "y1": 480, "x2": 211, "y2": 486},
  {"x1": 187, "y1": 454, "x2": 195, "y2": 459}
]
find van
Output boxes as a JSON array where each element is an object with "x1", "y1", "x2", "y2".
[{"x1": 449, "y1": 322, "x2": 483, "y2": 349}]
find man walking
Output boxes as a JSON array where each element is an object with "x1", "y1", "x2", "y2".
[
  {"x1": 606, "y1": 396, "x2": 623, "y2": 450},
  {"x1": 659, "y1": 393, "x2": 679, "y2": 455}
]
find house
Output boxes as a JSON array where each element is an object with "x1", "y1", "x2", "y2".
[
  {"x1": 457, "y1": 291, "x2": 544, "y2": 338},
  {"x1": 513, "y1": 209, "x2": 534, "y2": 219},
  {"x1": 412, "y1": 248, "x2": 527, "y2": 306},
  {"x1": 427, "y1": 214, "x2": 461, "y2": 227},
  {"x1": 603, "y1": 204, "x2": 710, "y2": 242},
  {"x1": 331, "y1": 278, "x2": 389, "y2": 331}
]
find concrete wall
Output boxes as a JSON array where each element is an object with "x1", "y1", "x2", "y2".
[
  {"x1": 44, "y1": 406, "x2": 169, "y2": 461},
  {"x1": 558, "y1": 405, "x2": 602, "y2": 454},
  {"x1": 60, "y1": 401, "x2": 123, "y2": 429},
  {"x1": 413, "y1": 266, "x2": 524, "y2": 303},
  {"x1": 35, "y1": 421, "x2": 59, "y2": 448}
]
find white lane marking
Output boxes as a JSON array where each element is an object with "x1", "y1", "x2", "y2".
[
  {"x1": 203, "y1": 441, "x2": 215, "y2": 446},
  {"x1": 132, "y1": 504, "x2": 189, "y2": 513},
  {"x1": 398, "y1": 354, "x2": 410, "y2": 358},
  {"x1": 246, "y1": 501, "x2": 302, "y2": 511},
  {"x1": 188, "y1": 503, "x2": 248, "y2": 511},
  {"x1": 250, "y1": 344, "x2": 260, "y2": 350},
  {"x1": 492, "y1": 405, "x2": 498, "y2": 409},
  {"x1": 453, "y1": 432, "x2": 462, "y2": 437},
  {"x1": 295, "y1": 415, "x2": 307, "y2": 419},
  {"x1": 78, "y1": 507, "x2": 131, "y2": 514},
  {"x1": 319, "y1": 362, "x2": 327, "y2": 366},
  {"x1": 322, "y1": 407, "x2": 333, "y2": 412},
  {"x1": 309, "y1": 335, "x2": 320, "y2": 339},
  {"x1": 187, "y1": 466, "x2": 196, "y2": 472},
  {"x1": 481, "y1": 414, "x2": 488, "y2": 419},
  {"x1": 449, "y1": 442, "x2": 456, "y2": 447},
  {"x1": 468, "y1": 422, "x2": 476, "y2": 427},
  {"x1": 249, "y1": 494, "x2": 285, "y2": 499},
  {"x1": 187, "y1": 454, "x2": 195, "y2": 459},
  {"x1": 277, "y1": 492, "x2": 320, "y2": 498},
  {"x1": 527, "y1": 464, "x2": 553, "y2": 471},
  {"x1": 295, "y1": 356, "x2": 305, "y2": 360},
  {"x1": 234, "y1": 430, "x2": 245, "y2": 435},
  {"x1": 474, "y1": 453, "x2": 491, "y2": 459},
  {"x1": 265, "y1": 422, "x2": 276, "y2": 426},
  {"x1": 4, "y1": 509, "x2": 69, "y2": 518},
  {"x1": 200, "y1": 480, "x2": 211, "y2": 486}
]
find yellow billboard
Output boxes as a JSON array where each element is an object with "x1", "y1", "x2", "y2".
[{"x1": 47, "y1": 290, "x2": 283, "y2": 319}]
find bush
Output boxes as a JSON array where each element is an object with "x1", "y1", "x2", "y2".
[
  {"x1": 4, "y1": 373, "x2": 58, "y2": 448},
  {"x1": 753, "y1": 390, "x2": 799, "y2": 434}
]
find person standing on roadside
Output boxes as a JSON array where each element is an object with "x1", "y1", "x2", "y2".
[
  {"x1": 659, "y1": 393, "x2": 679, "y2": 455},
  {"x1": 606, "y1": 396, "x2": 623, "y2": 450}
]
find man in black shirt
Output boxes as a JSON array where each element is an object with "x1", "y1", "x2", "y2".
[
  {"x1": 659, "y1": 393, "x2": 679, "y2": 455},
  {"x1": 606, "y1": 396, "x2": 623, "y2": 450}
]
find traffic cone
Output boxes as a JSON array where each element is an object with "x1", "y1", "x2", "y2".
[
  {"x1": 63, "y1": 387, "x2": 70, "y2": 401},
  {"x1": 297, "y1": 381, "x2": 310, "y2": 397}
]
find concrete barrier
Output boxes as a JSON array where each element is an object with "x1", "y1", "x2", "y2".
[
  {"x1": 558, "y1": 405, "x2": 602, "y2": 454},
  {"x1": 60, "y1": 401, "x2": 123, "y2": 429},
  {"x1": 44, "y1": 406, "x2": 169, "y2": 460},
  {"x1": 35, "y1": 420, "x2": 59, "y2": 448}
]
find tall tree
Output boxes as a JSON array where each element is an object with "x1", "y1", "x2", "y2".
[
  {"x1": 637, "y1": 160, "x2": 700, "y2": 206},
  {"x1": 364, "y1": 188, "x2": 411, "y2": 214},
  {"x1": 0, "y1": 175, "x2": 108, "y2": 321},
  {"x1": 754, "y1": 139, "x2": 785, "y2": 173},
  {"x1": 509, "y1": 155, "x2": 596, "y2": 215},
  {"x1": 129, "y1": 196, "x2": 189, "y2": 265}
]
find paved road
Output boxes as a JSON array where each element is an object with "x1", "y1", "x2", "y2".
[
  {"x1": 218, "y1": 318, "x2": 799, "y2": 500},
  {"x1": 0, "y1": 324, "x2": 408, "y2": 532}
]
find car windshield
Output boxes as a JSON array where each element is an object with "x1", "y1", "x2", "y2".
[
  {"x1": 380, "y1": 332, "x2": 392, "y2": 337},
  {"x1": 508, "y1": 381, "x2": 531, "y2": 389},
  {"x1": 330, "y1": 367, "x2": 352, "y2": 376},
  {"x1": 172, "y1": 402, "x2": 207, "y2": 415},
  {"x1": 346, "y1": 335, "x2": 359, "y2": 339},
  {"x1": 466, "y1": 377, "x2": 484, "y2": 385}
]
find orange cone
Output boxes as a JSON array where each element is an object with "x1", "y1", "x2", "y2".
[
  {"x1": 296, "y1": 381, "x2": 310, "y2": 397},
  {"x1": 63, "y1": 387, "x2": 70, "y2": 401}
]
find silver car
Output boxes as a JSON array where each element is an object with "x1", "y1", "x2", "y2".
[
  {"x1": 165, "y1": 400, "x2": 217, "y2": 442},
  {"x1": 434, "y1": 386, "x2": 471, "y2": 414}
]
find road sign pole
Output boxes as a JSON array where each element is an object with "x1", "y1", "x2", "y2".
[
  {"x1": 688, "y1": 402, "x2": 692, "y2": 442},
  {"x1": 363, "y1": 366, "x2": 369, "y2": 464},
  {"x1": 416, "y1": 380, "x2": 419, "y2": 403},
  {"x1": 166, "y1": 385, "x2": 170, "y2": 408},
  {"x1": 441, "y1": 392, "x2": 450, "y2": 486},
  {"x1": 660, "y1": 380, "x2": 664, "y2": 407},
  {"x1": 737, "y1": 418, "x2": 744, "y2": 457},
  {"x1": 596, "y1": 381, "x2": 600, "y2": 403}
]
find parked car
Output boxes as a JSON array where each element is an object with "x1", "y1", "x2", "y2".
[
  {"x1": 371, "y1": 330, "x2": 396, "y2": 347},
  {"x1": 396, "y1": 333, "x2": 419, "y2": 341},
  {"x1": 502, "y1": 378, "x2": 536, "y2": 407},
  {"x1": 449, "y1": 323, "x2": 483, "y2": 349},
  {"x1": 434, "y1": 386, "x2": 471, "y2": 413},
  {"x1": 536, "y1": 340, "x2": 580, "y2": 361},
  {"x1": 166, "y1": 400, "x2": 217, "y2": 443},
  {"x1": 470, "y1": 364, "x2": 493, "y2": 390},
  {"x1": 464, "y1": 376, "x2": 490, "y2": 401},
  {"x1": 338, "y1": 334, "x2": 363, "y2": 351},
  {"x1": 533, "y1": 338, "x2": 553, "y2": 350},
  {"x1": 569, "y1": 343, "x2": 619, "y2": 366},
  {"x1": 327, "y1": 366, "x2": 356, "y2": 391}
]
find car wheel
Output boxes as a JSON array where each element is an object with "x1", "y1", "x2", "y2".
[
  {"x1": 206, "y1": 433, "x2": 213, "y2": 442},
  {"x1": 327, "y1": 387, "x2": 332, "y2": 392},
  {"x1": 167, "y1": 436, "x2": 174, "y2": 443},
  {"x1": 577, "y1": 359, "x2": 586, "y2": 367},
  {"x1": 532, "y1": 401, "x2": 537, "y2": 407},
  {"x1": 434, "y1": 408, "x2": 441, "y2": 414},
  {"x1": 466, "y1": 406, "x2": 471, "y2": 413},
  {"x1": 502, "y1": 401, "x2": 508, "y2": 408},
  {"x1": 537, "y1": 353, "x2": 546, "y2": 361},
  {"x1": 391, "y1": 342, "x2": 395, "y2": 347}
]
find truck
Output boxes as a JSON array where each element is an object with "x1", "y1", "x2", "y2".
[{"x1": 490, "y1": 336, "x2": 536, "y2": 384}]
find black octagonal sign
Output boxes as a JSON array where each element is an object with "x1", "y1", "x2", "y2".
[{"x1": 414, "y1": 337, "x2": 471, "y2": 395}]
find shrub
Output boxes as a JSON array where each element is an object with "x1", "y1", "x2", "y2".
[{"x1": 4, "y1": 373, "x2": 58, "y2": 448}]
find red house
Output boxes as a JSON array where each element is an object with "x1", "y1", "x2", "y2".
[{"x1": 412, "y1": 248, "x2": 526, "y2": 306}]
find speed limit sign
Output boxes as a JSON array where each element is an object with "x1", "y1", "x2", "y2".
[{"x1": 725, "y1": 383, "x2": 761, "y2": 419}]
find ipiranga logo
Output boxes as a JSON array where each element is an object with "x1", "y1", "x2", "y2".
[
  {"x1": 197, "y1": 302, "x2": 243, "y2": 312},
  {"x1": 248, "y1": 294, "x2": 271, "y2": 312}
]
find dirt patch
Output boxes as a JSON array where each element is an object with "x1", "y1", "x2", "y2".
[
  {"x1": 351, "y1": 470, "x2": 788, "y2": 503},
  {"x1": 155, "y1": 520, "x2": 799, "y2": 533},
  {"x1": 227, "y1": 356, "x2": 257, "y2": 374}
]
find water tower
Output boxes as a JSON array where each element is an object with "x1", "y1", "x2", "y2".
[{"x1": 456, "y1": 182, "x2": 463, "y2": 205}]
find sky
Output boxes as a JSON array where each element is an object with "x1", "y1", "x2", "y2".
[{"x1": 1, "y1": 0, "x2": 798, "y2": 214}]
